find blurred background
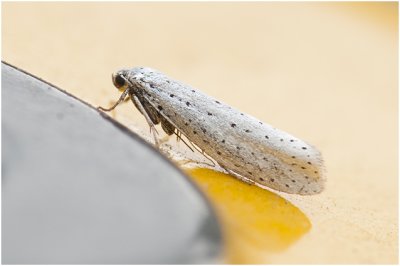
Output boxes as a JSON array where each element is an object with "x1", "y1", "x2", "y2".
[{"x1": 2, "y1": 2, "x2": 398, "y2": 264}]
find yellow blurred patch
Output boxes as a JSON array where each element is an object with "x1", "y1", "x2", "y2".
[{"x1": 186, "y1": 167, "x2": 311, "y2": 264}]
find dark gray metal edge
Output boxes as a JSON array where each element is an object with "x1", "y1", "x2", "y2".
[{"x1": 1, "y1": 61, "x2": 224, "y2": 261}]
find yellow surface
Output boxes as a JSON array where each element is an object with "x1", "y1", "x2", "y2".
[
  {"x1": 187, "y1": 168, "x2": 311, "y2": 264},
  {"x1": 2, "y1": 2, "x2": 398, "y2": 264}
]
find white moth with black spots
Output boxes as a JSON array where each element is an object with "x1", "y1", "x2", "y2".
[{"x1": 98, "y1": 67, "x2": 326, "y2": 195}]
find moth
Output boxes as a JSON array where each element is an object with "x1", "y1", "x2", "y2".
[{"x1": 98, "y1": 67, "x2": 326, "y2": 195}]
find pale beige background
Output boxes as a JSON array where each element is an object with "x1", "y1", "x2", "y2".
[{"x1": 2, "y1": 2, "x2": 398, "y2": 264}]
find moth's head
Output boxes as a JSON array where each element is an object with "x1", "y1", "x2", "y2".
[
  {"x1": 112, "y1": 70, "x2": 129, "y2": 92},
  {"x1": 112, "y1": 67, "x2": 156, "y2": 92}
]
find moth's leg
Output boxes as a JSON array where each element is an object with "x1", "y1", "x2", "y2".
[
  {"x1": 143, "y1": 101, "x2": 160, "y2": 125},
  {"x1": 159, "y1": 127, "x2": 188, "y2": 149},
  {"x1": 108, "y1": 95, "x2": 130, "y2": 105},
  {"x1": 219, "y1": 164, "x2": 255, "y2": 185},
  {"x1": 98, "y1": 89, "x2": 130, "y2": 112},
  {"x1": 177, "y1": 158, "x2": 215, "y2": 168},
  {"x1": 190, "y1": 145, "x2": 215, "y2": 167},
  {"x1": 107, "y1": 96, "x2": 131, "y2": 118},
  {"x1": 131, "y1": 95, "x2": 160, "y2": 147},
  {"x1": 160, "y1": 117, "x2": 175, "y2": 136}
]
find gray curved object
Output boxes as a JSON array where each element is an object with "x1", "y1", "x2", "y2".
[{"x1": 1, "y1": 62, "x2": 222, "y2": 264}]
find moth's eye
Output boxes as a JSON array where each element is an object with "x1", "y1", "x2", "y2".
[{"x1": 113, "y1": 74, "x2": 126, "y2": 88}]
